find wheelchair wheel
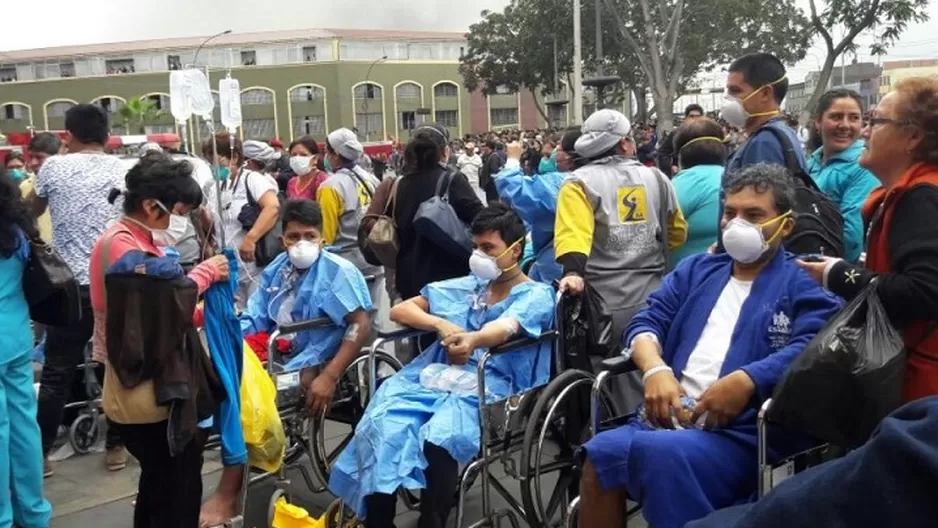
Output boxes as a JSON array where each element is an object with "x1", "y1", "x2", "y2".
[
  {"x1": 519, "y1": 369, "x2": 614, "y2": 528},
  {"x1": 282, "y1": 416, "x2": 311, "y2": 465},
  {"x1": 267, "y1": 488, "x2": 288, "y2": 528},
  {"x1": 69, "y1": 413, "x2": 100, "y2": 455},
  {"x1": 323, "y1": 498, "x2": 362, "y2": 528},
  {"x1": 309, "y1": 350, "x2": 403, "y2": 489}
]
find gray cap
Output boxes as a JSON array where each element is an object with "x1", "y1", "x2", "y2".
[
  {"x1": 328, "y1": 128, "x2": 364, "y2": 161},
  {"x1": 575, "y1": 109, "x2": 632, "y2": 159},
  {"x1": 243, "y1": 140, "x2": 280, "y2": 162}
]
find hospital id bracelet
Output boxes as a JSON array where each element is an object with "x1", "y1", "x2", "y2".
[{"x1": 641, "y1": 365, "x2": 673, "y2": 384}]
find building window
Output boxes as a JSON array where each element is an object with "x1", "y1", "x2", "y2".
[
  {"x1": 355, "y1": 113, "x2": 383, "y2": 137},
  {"x1": 400, "y1": 111, "x2": 416, "y2": 130},
  {"x1": 60, "y1": 62, "x2": 75, "y2": 78},
  {"x1": 495, "y1": 85, "x2": 513, "y2": 95},
  {"x1": 168, "y1": 55, "x2": 182, "y2": 70},
  {"x1": 94, "y1": 97, "x2": 123, "y2": 114},
  {"x1": 2, "y1": 104, "x2": 26, "y2": 120},
  {"x1": 355, "y1": 83, "x2": 382, "y2": 100},
  {"x1": 47, "y1": 101, "x2": 75, "y2": 118},
  {"x1": 241, "y1": 89, "x2": 274, "y2": 105},
  {"x1": 303, "y1": 46, "x2": 317, "y2": 62},
  {"x1": 396, "y1": 83, "x2": 421, "y2": 102},
  {"x1": 105, "y1": 58, "x2": 135, "y2": 74},
  {"x1": 434, "y1": 83, "x2": 458, "y2": 98},
  {"x1": 242, "y1": 118, "x2": 275, "y2": 140},
  {"x1": 293, "y1": 115, "x2": 325, "y2": 137},
  {"x1": 548, "y1": 104, "x2": 567, "y2": 127},
  {"x1": 490, "y1": 107, "x2": 518, "y2": 127},
  {"x1": 0, "y1": 66, "x2": 15, "y2": 82},
  {"x1": 436, "y1": 110, "x2": 458, "y2": 128},
  {"x1": 290, "y1": 85, "x2": 323, "y2": 103},
  {"x1": 241, "y1": 50, "x2": 257, "y2": 66},
  {"x1": 148, "y1": 94, "x2": 169, "y2": 111}
]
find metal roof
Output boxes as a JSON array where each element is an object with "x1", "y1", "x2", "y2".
[{"x1": 0, "y1": 28, "x2": 467, "y2": 63}]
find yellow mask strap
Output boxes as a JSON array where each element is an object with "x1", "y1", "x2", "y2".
[
  {"x1": 496, "y1": 237, "x2": 526, "y2": 273},
  {"x1": 762, "y1": 210, "x2": 793, "y2": 245},
  {"x1": 742, "y1": 75, "x2": 788, "y2": 103},
  {"x1": 679, "y1": 136, "x2": 725, "y2": 152}
]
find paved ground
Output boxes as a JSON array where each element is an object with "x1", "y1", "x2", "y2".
[{"x1": 48, "y1": 420, "x2": 648, "y2": 528}]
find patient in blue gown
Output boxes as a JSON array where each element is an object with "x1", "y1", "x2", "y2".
[{"x1": 329, "y1": 203, "x2": 555, "y2": 528}]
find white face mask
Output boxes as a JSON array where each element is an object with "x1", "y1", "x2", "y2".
[
  {"x1": 287, "y1": 240, "x2": 320, "y2": 270},
  {"x1": 289, "y1": 156, "x2": 313, "y2": 176},
  {"x1": 720, "y1": 97, "x2": 749, "y2": 128},
  {"x1": 152, "y1": 214, "x2": 189, "y2": 247},
  {"x1": 722, "y1": 214, "x2": 789, "y2": 264},
  {"x1": 469, "y1": 250, "x2": 502, "y2": 281}
]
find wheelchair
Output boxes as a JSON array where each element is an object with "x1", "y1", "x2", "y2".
[
  {"x1": 562, "y1": 356, "x2": 838, "y2": 528},
  {"x1": 200, "y1": 313, "x2": 399, "y2": 528},
  {"x1": 63, "y1": 343, "x2": 104, "y2": 455},
  {"x1": 327, "y1": 293, "x2": 614, "y2": 528}
]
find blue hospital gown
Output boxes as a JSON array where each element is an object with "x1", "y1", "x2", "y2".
[
  {"x1": 329, "y1": 276, "x2": 555, "y2": 518},
  {"x1": 239, "y1": 249, "x2": 373, "y2": 370},
  {"x1": 494, "y1": 166, "x2": 565, "y2": 283}
]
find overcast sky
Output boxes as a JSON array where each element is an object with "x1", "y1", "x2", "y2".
[{"x1": 1, "y1": 0, "x2": 937, "y2": 84}]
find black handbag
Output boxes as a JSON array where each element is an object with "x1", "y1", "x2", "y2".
[
  {"x1": 236, "y1": 171, "x2": 284, "y2": 267},
  {"x1": 23, "y1": 236, "x2": 81, "y2": 326}
]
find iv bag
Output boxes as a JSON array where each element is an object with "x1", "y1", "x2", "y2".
[
  {"x1": 219, "y1": 77, "x2": 242, "y2": 132},
  {"x1": 169, "y1": 71, "x2": 192, "y2": 123},
  {"x1": 186, "y1": 69, "x2": 215, "y2": 119}
]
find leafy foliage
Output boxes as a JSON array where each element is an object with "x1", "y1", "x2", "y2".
[
  {"x1": 117, "y1": 96, "x2": 164, "y2": 134},
  {"x1": 804, "y1": 0, "x2": 931, "y2": 115}
]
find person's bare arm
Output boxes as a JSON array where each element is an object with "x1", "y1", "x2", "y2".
[
  {"x1": 245, "y1": 191, "x2": 280, "y2": 243},
  {"x1": 390, "y1": 296, "x2": 464, "y2": 338},
  {"x1": 307, "y1": 309, "x2": 371, "y2": 414},
  {"x1": 28, "y1": 189, "x2": 48, "y2": 219}
]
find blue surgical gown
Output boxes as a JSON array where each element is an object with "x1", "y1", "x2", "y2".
[
  {"x1": 494, "y1": 166, "x2": 564, "y2": 283},
  {"x1": 240, "y1": 249, "x2": 373, "y2": 370},
  {"x1": 329, "y1": 276, "x2": 555, "y2": 518}
]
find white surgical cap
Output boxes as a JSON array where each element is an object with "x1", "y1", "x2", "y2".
[
  {"x1": 328, "y1": 128, "x2": 364, "y2": 161},
  {"x1": 575, "y1": 109, "x2": 631, "y2": 159},
  {"x1": 243, "y1": 140, "x2": 280, "y2": 162}
]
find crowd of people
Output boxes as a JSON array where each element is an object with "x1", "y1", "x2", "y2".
[{"x1": 1, "y1": 48, "x2": 938, "y2": 528}]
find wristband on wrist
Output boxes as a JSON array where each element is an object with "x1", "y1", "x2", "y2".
[{"x1": 642, "y1": 365, "x2": 673, "y2": 384}]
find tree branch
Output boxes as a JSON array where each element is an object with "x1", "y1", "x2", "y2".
[
  {"x1": 664, "y1": 0, "x2": 685, "y2": 68},
  {"x1": 808, "y1": 0, "x2": 835, "y2": 53},
  {"x1": 833, "y1": 0, "x2": 882, "y2": 56},
  {"x1": 601, "y1": 0, "x2": 654, "y2": 79}
]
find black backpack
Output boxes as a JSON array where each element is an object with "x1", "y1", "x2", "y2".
[{"x1": 759, "y1": 124, "x2": 845, "y2": 258}]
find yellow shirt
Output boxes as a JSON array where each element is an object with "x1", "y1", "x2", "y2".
[{"x1": 20, "y1": 177, "x2": 52, "y2": 242}]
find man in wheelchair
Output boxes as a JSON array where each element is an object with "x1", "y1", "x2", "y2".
[
  {"x1": 200, "y1": 198, "x2": 373, "y2": 527},
  {"x1": 329, "y1": 203, "x2": 555, "y2": 528},
  {"x1": 577, "y1": 164, "x2": 842, "y2": 528}
]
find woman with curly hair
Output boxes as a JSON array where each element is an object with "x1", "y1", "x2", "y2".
[{"x1": 0, "y1": 167, "x2": 52, "y2": 528}]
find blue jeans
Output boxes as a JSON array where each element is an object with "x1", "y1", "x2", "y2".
[{"x1": 0, "y1": 352, "x2": 52, "y2": 528}]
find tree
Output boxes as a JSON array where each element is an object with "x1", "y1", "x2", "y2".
[
  {"x1": 601, "y1": 0, "x2": 811, "y2": 132},
  {"x1": 118, "y1": 97, "x2": 163, "y2": 134},
  {"x1": 803, "y1": 0, "x2": 930, "y2": 117}
]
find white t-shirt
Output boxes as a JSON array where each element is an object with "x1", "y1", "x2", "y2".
[
  {"x1": 218, "y1": 169, "x2": 278, "y2": 252},
  {"x1": 680, "y1": 277, "x2": 753, "y2": 399}
]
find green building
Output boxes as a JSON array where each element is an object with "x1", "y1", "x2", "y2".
[{"x1": 0, "y1": 28, "x2": 594, "y2": 147}]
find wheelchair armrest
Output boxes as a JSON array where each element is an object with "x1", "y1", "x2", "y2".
[
  {"x1": 600, "y1": 355, "x2": 638, "y2": 375},
  {"x1": 376, "y1": 326, "x2": 434, "y2": 341},
  {"x1": 488, "y1": 330, "x2": 558, "y2": 356},
  {"x1": 278, "y1": 316, "x2": 335, "y2": 335}
]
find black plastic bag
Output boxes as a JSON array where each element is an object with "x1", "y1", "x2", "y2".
[
  {"x1": 769, "y1": 284, "x2": 906, "y2": 448},
  {"x1": 559, "y1": 284, "x2": 614, "y2": 372}
]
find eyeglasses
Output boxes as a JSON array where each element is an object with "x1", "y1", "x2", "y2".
[{"x1": 865, "y1": 116, "x2": 915, "y2": 128}]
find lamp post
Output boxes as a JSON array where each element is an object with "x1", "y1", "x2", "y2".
[
  {"x1": 572, "y1": 0, "x2": 584, "y2": 124},
  {"x1": 193, "y1": 29, "x2": 232, "y2": 67},
  {"x1": 361, "y1": 55, "x2": 388, "y2": 141}
]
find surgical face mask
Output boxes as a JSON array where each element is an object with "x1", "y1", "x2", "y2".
[
  {"x1": 468, "y1": 239, "x2": 523, "y2": 281},
  {"x1": 9, "y1": 168, "x2": 26, "y2": 182},
  {"x1": 720, "y1": 76, "x2": 787, "y2": 128},
  {"x1": 152, "y1": 202, "x2": 189, "y2": 247},
  {"x1": 213, "y1": 165, "x2": 230, "y2": 181},
  {"x1": 323, "y1": 157, "x2": 333, "y2": 173},
  {"x1": 722, "y1": 213, "x2": 790, "y2": 264},
  {"x1": 290, "y1": 156, "x2": 313, "y2": 176},
  {"x1": 288, "y1": 240, "x2": 320, "y2": 270}
]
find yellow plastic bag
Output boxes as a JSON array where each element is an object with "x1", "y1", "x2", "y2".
[
  {"x1": 272, "y1": 497, "x2": 326, "y2": 528},
  {"x1": 240, "y1": 342, "x2": 286, "y2": 473}
]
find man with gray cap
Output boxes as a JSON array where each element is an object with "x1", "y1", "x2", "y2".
[
  {"x1": 320, "y1": 127, "x2": 387, "y2": 322},
  {"x1": 555, "y1": 109, "x2": 688, "y2": 409}
]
